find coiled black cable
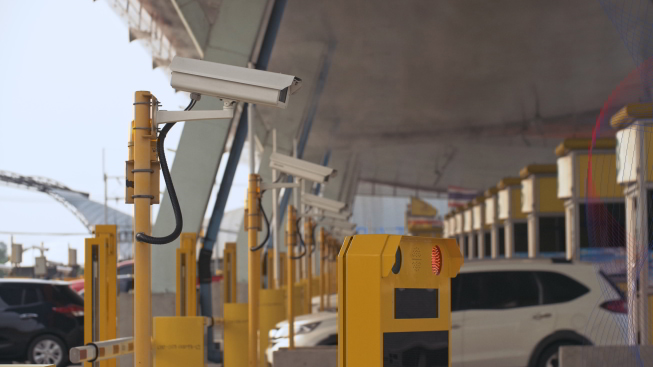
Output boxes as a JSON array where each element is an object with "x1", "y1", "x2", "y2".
[
  {"x1": 291, "y1": 217, "x2": 307, "y2": 259},
  {"x1": 250, "y1": 199, "x2": 270, "y2": 252},
  {"x1": 135, "y1": 98, "x2": 196, "y2": 245},
  {"x1": 310, "y1": 222, "x2": 318, "y2": 255}
]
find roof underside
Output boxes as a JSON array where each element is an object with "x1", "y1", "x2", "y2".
[{"x1": 136, "y1": 0, "x2": 644, "y2": 192}]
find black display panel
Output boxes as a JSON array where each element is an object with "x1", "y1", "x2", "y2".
[
  {"x1": 383, "y1": 330, "x2": 448, "y2": 367},
  {"x1": 395, "y1": 288, "x2": 438, "y2": 319}
]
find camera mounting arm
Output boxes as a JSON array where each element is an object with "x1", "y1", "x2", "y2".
[{"x1": 154, "y1": 99, "x2": 235, "y2": 126}]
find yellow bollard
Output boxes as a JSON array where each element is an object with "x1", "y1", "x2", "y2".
[
  {"x1": 267, "y1": 248, "x2": 275, "y2": 290},
  {"x1": 259, "y1": 289, "x2": 285, "y2": 366},
  {"x1": 84, "y1": 225, "x2": 117, "y2": 367},
  {"x1": 246, "y1": 174, "x2": 262, "y2": 367},
  {"x1": 304, "y1": 218, "x2": 313, "y2": 314},
  {"x1": 176, "y1": 233, "x2": 197, "y2": 316},
  {"x1": 319, "y1": 228, "x2": 326, "y2": 312},
  {"x1": 286, "y1": 205, "x2": 296, "y2": 349},
  {"x1": 223, "y1": 303, "x2": 249, "y2": 367},
  {"x1": 223, "y1": 242, "x2": 237, "y2": 303}
]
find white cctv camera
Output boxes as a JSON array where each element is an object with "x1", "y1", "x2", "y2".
[
  {"x1": 319, "y1": 209, "x2": 352, "y2": 221},
  {"x1": 170, "y1": 57, "x2": 302, "y2": 108},
  {"x1": 321, "y1": 218, "x2": 356, "y2": 231},
  {"x1": 302, "y1": 193, "x2": 347, "y2": 213},
  {"x1": 269, "y1": 153, "x2": 336, "y2": 184},
  {"x1": 331, "y1": 227, "x2": 357, "y2": 237}
]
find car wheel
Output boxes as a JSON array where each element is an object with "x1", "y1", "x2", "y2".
[
  {"x1": 28, "y1": 334, "x2": 68, "y2": 367},
  {"x1": 536, "y1": 342, "x2": 576, "y2": 367}
]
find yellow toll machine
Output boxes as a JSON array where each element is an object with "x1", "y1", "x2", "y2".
[
  {"x1": 497, "y1": 177, "x2": 528, "y2": 258},
  {"x1": 520, "y1": 164, "x2": 565, "y2": 258},
  {"x1": 556, "y1": 138, "x2": 623, "y2": 260},
  {"x1": 463, "y1": 203, "x2": 475, "y2": 258},
  {"x1": 472, "y1": 195, "x2": 490, "y2": 259},
  {"x1": 484, "y1": 187, "x2": 503, "y2": 258},
  {"x1": 338, "y1": 235, "x2": 463, "y2": 367}
]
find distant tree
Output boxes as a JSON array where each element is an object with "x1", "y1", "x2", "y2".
[{"x1": 0, "y1": 242, "x2": 7, "y2": 264}]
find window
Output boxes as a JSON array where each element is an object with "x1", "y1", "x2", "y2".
[
  {"x1": 458, "y1": 271, "x2": 540, "y2": 311},
  {"x1": 537, "y1": 271, "x2": 589, "y2": 304},
  {"x1": 539, "y1": 217, "x2": 565, "y2": 253},
  {"x1": 0, "y1": 285, "x2": 23, "y2": 308},
  {"x1": 118, "y1": 264, "x2": 133, "y2": 276},
  {"x1": 514, "y1": 223, "x2": 528, "y2": 253},
  {"x1": 23, "y1": 286, "x2": 39, "y2": 304},
  {"x1": 41, "y1": 285, "x2": 83, "y2": 306}
]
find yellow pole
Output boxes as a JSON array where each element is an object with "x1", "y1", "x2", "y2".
[
  {"x1": 326, "y1": 237, "x2": 332, "y2": 310},
  {"x1": 247, "y1": 174, "x2": 261, "y2": 367},
  {"x1": 287, "y1": 205, "x2": 296, "y2": 349},
  {"x1": 319, "y1": 228, "x2": 325, "y2": 312},
  {"x1": 132, "y1": 91, "x2": 153, "y2": 367},
  {"x1": 268, "y1": 249, "x2": 275, "y2": 290},
  {"x1": 304, "y1": 218, "x2": 313, "y2": 314}
]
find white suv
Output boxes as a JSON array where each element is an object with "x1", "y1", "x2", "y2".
[{"x1": 266, "y1": 259, "x2": 627, "y2": 367}]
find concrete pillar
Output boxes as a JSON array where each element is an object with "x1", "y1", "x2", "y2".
[
  {"x1": 457, "y1": 234, "x2": 466, "y2": 258},
  {"x1": 490, "y1": 224, "x2": 499, "y2": 258},
  {"x1": 527, "y1": 213, "x2": 539, "y2": 258},
  {"x1": 476, "y1": 231, "x2": 484, "y2": 259},
  {"x1": 467, "y1": 233, "x2": 476, "y2": 259},
  {"x1": 504, "y1": 220, "x2": 514, "y2": 258},
  {"x1": 564, "y1": 200, "x2": 579, "y2": 260}
]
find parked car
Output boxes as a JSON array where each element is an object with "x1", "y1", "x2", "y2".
[
  {"x1": 266, "y1": 258, "x2": 627, "y2": 367},
  {"x1": 70, "y1": 260, "x2": 135, "y2": 295},
  {"x1": 310, "y1": 293, "x2": 338, "y2": 313},
  {"x1": 0, "y1": 279, "x2": 84, "y2": 367}
]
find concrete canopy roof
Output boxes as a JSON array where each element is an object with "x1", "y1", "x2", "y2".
[
  {"x1": 135, "y1": 0, "x2": 642, "y2": 193},
  {"x1": 261, "y1": 0, "x2": 639, "y2": 192}
]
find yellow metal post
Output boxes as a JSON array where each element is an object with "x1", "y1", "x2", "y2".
[
  {"x1": 223, "y1": 242, "x2": 237, "y2": 303},
  {"x1": 267, "y1": 249, "x2": 275, "y2": 290},
  {"x1": 131, "y1": 91, "x2": 154, "y2": 367},
  {"x1": 246, "y1": 174, "x2": 262, "y2": 367},
  {"x1": 304, "y1": 218, "x2": 313, "y2": 314},
  {"x1": 176, "y1": 233, "x2": 197, "y2": 316},
  {"x1": 84, "y1": 225, "x2": 117, "y2": 367},
  {"x1": 286, "y1": 205, "x2": 296, "y2": 349},
  {"x1": 326, "y1": 237, "x2": 332, "y2": 310},
  {"x1": 278, "y1": 252, "x2": 286, "y2": 286},
  {"x1": 319, "y1": 228, "x2": 326, "y2": 312}
]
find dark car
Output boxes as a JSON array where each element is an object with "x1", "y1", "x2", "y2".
[
  {"x1": 117, "y1": 260, "x2": 134, "y2": 293},
  {"x1": 0, "y1": 279, "x2": 84, "y2": 367}
]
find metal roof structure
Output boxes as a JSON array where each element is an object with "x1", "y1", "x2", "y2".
[{"x1": 0, "y1": 170, "x2": 134, "y2": 260}]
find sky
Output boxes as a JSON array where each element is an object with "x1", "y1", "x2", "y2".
[{"x1": 0, "y1": 0, "x2": 251, "y2": 266}]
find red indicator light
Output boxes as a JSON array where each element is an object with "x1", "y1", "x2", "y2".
[{"x1": 431, "y1": 246, "x2": 442, "y2": 275}]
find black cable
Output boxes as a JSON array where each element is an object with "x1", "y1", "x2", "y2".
[
  {"x1": 291, "y1": 217, "x2": 307, "y2": 259},
  {"x1": 250, "y1": 199, "x2": 270, "y2": 251},
  {"x1": 310, "y1": 223, "x2": 318, "y2": 255},
  {"x1": 135, "y1": 98, "x2": 196, "y2": 245}
]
